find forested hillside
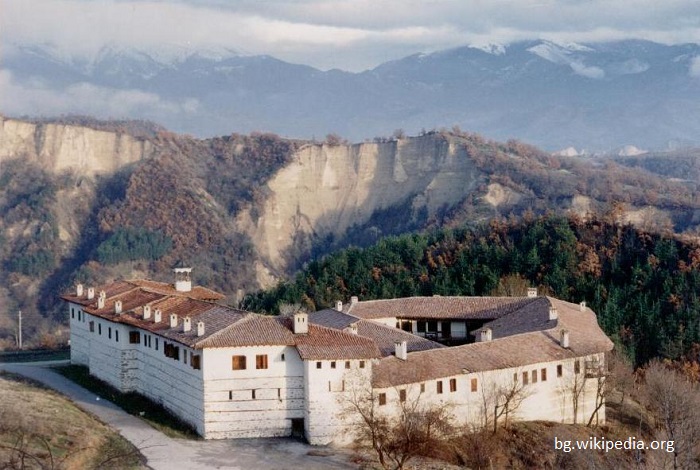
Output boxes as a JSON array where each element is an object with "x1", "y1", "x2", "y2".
[{"x1": 243, "y1": 213, "x2": 700, "y2": 366}]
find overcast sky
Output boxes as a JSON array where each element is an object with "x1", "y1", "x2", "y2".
[{"x1": 2, "y1": 0, "x2": 700, "y2": 71}]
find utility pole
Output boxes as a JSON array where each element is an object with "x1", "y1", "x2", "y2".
[{"x1": 17, "y1": 310, "x2": 22, "y2": 350}]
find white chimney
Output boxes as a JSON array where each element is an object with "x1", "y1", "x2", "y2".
[
  {"x1": 183, "y1": 316, "x2": 192, "y2": 332},
  {"x1": 527, "y1": 287, "x2": 537, "y2": 298},
  {"x1": 174, "y1": 267, "x2": 192, "y2": 292},
  {"x1": 99, "y1": 290, "x2": 106, "y2": 299},
  {"x1": 335, "y1": 300, "x2": 343, "y2": 311},
  {"x1": 293, "y1": 312, "x2": 308, "y2": 334},
  {"x1": 97, "y1": 295, "x2": 105, "y2": 309},
  {"x1": 394, "y1": 341, "x2": 408, "y2": 360},
  {"x1": 348, "y1": 323, "x2": 358, "y2": 335},
  {"x1": 549, "y1": 307, "x2": 558, "y2": 321},
  {"x1": 115, "y1": 300, "x2": 123, "y2": 314},
  {"x1": 579, "y1": 301, "x2": 586, "y2": 312},
  {"x1": 154, "y1": 309, "x2": 162, "y2": 323},
  {"x1": 479, "y1": 328, "x2": 492, "y2": 342},
  {"x1": 350, "y1": 296, "x2": 359, "y2": 306},
  {"x1": 76, "y1": 284, "x2": 84, "y2": 297},
  {"x1": 143, "y1": 305, "x2": 151, "y2": 320},
  {"x1": 197, "y1": 321, "x2": 205, "y2": 337},
  {"x1": 169, "y1": 313, "x2": 178, "y2": 328},
  {"x1": 87, "y1": 287, "x2": 95, "y2": 300},
  {"x1": 560, "y1": 329, "x2": 570, "y2": 348}
]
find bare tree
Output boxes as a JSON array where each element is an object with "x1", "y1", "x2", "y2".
[
  {"x1": 477, "y1": 370, "x2": 531, "y2": 433},
  {"x1": 559, "y1": 366, "x2": 587, "y2": 425},
  {"x1": 607, "y1": 350, "x2": 636, "y2": 407},
  {"x1": 341, "y1": 379, "x2": 453, "y2": 470},
  {"x1": 278, "y1": 303, "x2": 306, "y2": 317},
  {"x1": 643, "y1": 360, "x2": 700, "y2": 470}
]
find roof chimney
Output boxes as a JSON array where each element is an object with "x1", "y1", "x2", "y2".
[
  {"x1": 579, "y1": 301, "x2": 586, "y2": 312},
  {"x1": 143, "y1": 305, "x2": 151, "y2": 320},
  {"x1": 154, "y1": 309, "x2": 162, "y2": 323},
  {"x1": 115, "y1": 300, "x2": 123, "y2": 314},
  {"x1": 169, "y1": 313, "x2": 178, "y2": 328},
  {"x1": 479, "y1": 327, "x2": 492, "y2": 342},
  {"x1": 97, "y1": 294, "x2": 105, "y2": 309},
  {"x1": 527, "y1": 287, "x2": 537, "y2": 298},
  {"x1": 76, "y1": 284, "x2": 84, "y2": 297},
  {"x1": 560, "y1": 329, "x2": 570, "y2": 349},
  {"x1": 549, "y1": 307, "x2": 558, "y2": 321},
  {"x1": 197, "y1": 321, "x2": 205, "y2": 337},
  {"x1": 174, "y1": 267, "x2": 192, "y2": 292},
  {"x1": 335, "y1": 300, "x2": 343, "y2": 311},
  {"x1": 87, "y1": 287, "x2": 95, "y2": 300},
  {"x1": 183, "y1": 316, "x2": 192, "y2": 332},
  {"x1": 348, "y1": 323, "x2": 358, "y2": 335},
  {"x1": 394, "y1": 341, "x2": 408, "y2": 360},
  {"x1": 350, "y1": 296, "x2": 359, "y2": 306},
  {"x1": 293, "y1": 312, "x2": 308, "y2": 334}
]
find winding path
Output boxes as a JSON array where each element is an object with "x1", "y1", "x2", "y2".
[{"x1": 0, "y1": 361, "x2": 356, "y2": 470}]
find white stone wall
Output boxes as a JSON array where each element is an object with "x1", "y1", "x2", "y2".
[
  {"x1": 373, "y1": 355, "x2": 605, "y2": 431},
  {"x1": 201, "y1": 345, "x2": 305, "y2": 439},
  {"x1": 304, "y1": 358, "x2": 373, "y2": 445}
]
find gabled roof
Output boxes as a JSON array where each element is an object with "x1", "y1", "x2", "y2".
[
  {"x1": 346, "y1": 296, "x2": 539, "y2": 320},
  {"x1": 371, "y1": 296, "x2": 614, "y2": 388},
  {"x1": 309, "y1": 309, "x2": 445, "y2": 357}
]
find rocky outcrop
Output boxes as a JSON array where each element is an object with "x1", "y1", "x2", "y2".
[
  {"x1": 237, "y1": 134, "x2": 482, "y2": 276},
  {"x1": 0, "y1": 117, "x2": 154, "y2": 176}
]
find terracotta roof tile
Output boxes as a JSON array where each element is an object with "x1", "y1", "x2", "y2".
[{"x1": 294, "y1": 324, "x2": 381, "y2": 360}]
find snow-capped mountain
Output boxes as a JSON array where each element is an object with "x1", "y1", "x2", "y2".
[{"x1": 2, "y1": 40, "x2": 700, "y2": 151}]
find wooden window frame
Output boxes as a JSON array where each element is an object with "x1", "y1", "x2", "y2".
[
  {"x1": 450, "y1": 378, "x2": 457, "y2": 392},
  {"x1": 232, "y1": 355, "x2": 247, "y2": 370},
  {"x1": 557, "y1": 364, "x2": 563, "y2": 377},
  {"x1": 471, "y1": 378, "x2": 477, "y2": 392},
  {"x1": 532, "y1": 370, "x2": 538, "y2": 383},
  {"x1": 129, "y1": 331, "x2": 140, "y2": 344},
  {"x1": 541, "y1": 368, "x2": 547, "y2": 381},
  {"x1": 523, "y1": 371, "x2": 529, "y2": 385},
  {"x1": 378, "y1": 393, "x2": 386, "y2": 406},
  {"x1": 399, "y1": 389, "x2": 406, "y2": 402},
  {"x1": 437, "y1": 380, "x2": 443, "y2": 394},
  {"x1": 256, "y1": 354, "x2": 268, "y2": 370}
]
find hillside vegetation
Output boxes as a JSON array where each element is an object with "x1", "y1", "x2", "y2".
[
  {"x1": 3, "y1": 117, "x2": 700, "y2": 347},
  {"x1": 244, "y1": 213, "x2": 700, "y2": 366}
]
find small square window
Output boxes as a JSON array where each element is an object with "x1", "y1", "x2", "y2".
[
  {"x1": 359, "y1": 361, "x2": 365, "y2": 368},
  {"x1": 379, "y1": 393, "x2": 387, "y2": 406},
  {"x1": 191, "y1": 354, "x2": 201, "y2": 370},
  {"x1": 420, "y1": 383, "x2": 425, "y2": 393},
  {"x1": 256, "y1": 354, "x2": 268, "y2": 369},
  {"x1": 232, "y1": 355, "x2": 247, "y2": 370},
  {"x1": 331, "y1": 361, "x2": 336, "y2": 369},
  {"x1": 316, "y1": 361, "x2": 322, "y2": 369},
  {"x1": 345, "y1": 361, "x2": 351, "y2": 369}
]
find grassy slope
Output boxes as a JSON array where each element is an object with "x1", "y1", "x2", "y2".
[{"x1": 0, "y1": 373, "x2": 144, "y2": 469}]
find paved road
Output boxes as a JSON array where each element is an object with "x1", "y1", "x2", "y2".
[{"x1": 0, "y1": 362, "x2": 357, "y2": 470}]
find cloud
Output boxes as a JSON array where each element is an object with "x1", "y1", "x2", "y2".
[
  {"x1": 0, "y1": 69, "x2": 199, "y2": 120},
  {"x1": 1, "y1": 0, "x2": 700, "y2": 71},
  {"x1": 690, "y1": 56, "x2": 700, "y2": 77}
]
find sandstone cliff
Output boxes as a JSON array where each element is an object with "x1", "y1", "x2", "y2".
[
  {"x1": 237, "y1": 135, "x2": 483, "y2": 277},
  {"x1": 0, "y1": 117, "x2": 155, "y2": 176}
]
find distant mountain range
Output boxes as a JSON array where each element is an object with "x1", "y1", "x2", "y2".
[{"x1": 3, "y1": 39, "x2": 700, "y2": 151}]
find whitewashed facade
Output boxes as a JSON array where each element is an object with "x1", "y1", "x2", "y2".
[{"x1": 64, "y1": 278, "x2": 613, "y2": 444}]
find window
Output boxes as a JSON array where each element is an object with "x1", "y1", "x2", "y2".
[
  {"x1": 232, "y1": 355, "x2": 247, "y2": 370},
  {"x1": 331, "y1": 361, "x2": 336, "y2": 369},
  {"x1": 89, "y1": 321, "x2": 94, "y2": 333},
  {"x1": 71, "y1": 308, "x2": 75, "y2": 319},
  {"x1": 437, "y1": 381, "x2": 443, "y2": 394},
  {"x1": 229, "y1": 391, "x2": 233, "y2": 400},
  {"x1": 256, "y1": 354, "x2": 268, "y2": 369},
  {"x1": 278, "y1": 388, "x2": 281, "y2": 399},
  {"x1": 147, "y1": 335, "x2": 151, "y2": 348},
  {"x1": 417, "y1": 321, "x2": 426, "y2": 333},
  {"x1": 574, "y1": 360, "x2": 581, "y2": 374},
  {"x1": 129, "y1": 331, "x2": 141, "y2": 344},
  {"x1": 78, "y1": 311, "x2": 81, "y2": 321},
  {"x1": 115, "y1": 330, "x2": 119, "y2": 342},
  {"x1": 108, "y1": 327, "x2": 112, "y2": 339},
  {"x1": 541, "y1": 368, "x2": 547, "y2": 381},
  {"x1": 420, "y1": 383, "x2": 425, "y2": 393},
  {"x1": 513, "y1": 372, "x2": 518, "y2": 383},
  {"x1": 532, "y1": 370, "x2": 538, "y2": 383},
  {"x1": 98, "y1": 324, "x2": 102, "y2": 335},
  {"x1": 345, "y1": 361, "x2": 351, "y2": 369},
  {"x1": 427, "y1": 320, "x2": 438, "y2": 332},
  {"x1": 164, "y1": 343, "x2": 180, "y2": 360},
  {"x1": 155, "y1": 338, "x2": 159, "y2": 351},
  {"x1": 470, "y1": 378, "x2": 477, "y2": 392},
  {"x1": 251, "y1": 389, "x2": 256, "y2": 400},
  {"x1": 281, "y1": 353, "x2": 285, "y2": 361},
  {"x1": 379, "y1": 393, "x2": 386, "y2": 406},
  {"x1": 399, "y1": 389, "x2": 406, "y2": 402},
  {"x1": 143, "y1": 334, "x2": 147, "y2": 346},
  {"x1": 184, "y1": 352, "x2": 188, "y2": 365},
  {"x1": 191, "y1": 354, "x2": 201, "y2": 370},
  {"x1": 316, "y1": 361, "x2": 322, "y2": 369},
  {"x1": 359, "y1": 361, "x2": 365, "y2": 368},
  {"x1": 450, "y1": 378, "x2": 457, "y2": 392},
  {"x1": 557, "y1": 364, "x2": 563, "y2": 377},
  {"x1": 523, "y1": 371, "x2": 529, "y2": 385}
]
